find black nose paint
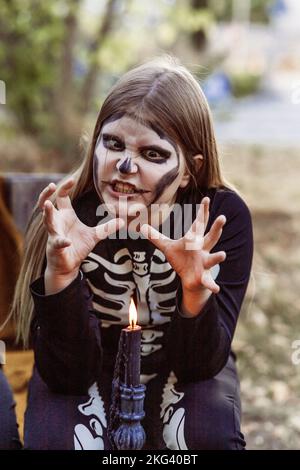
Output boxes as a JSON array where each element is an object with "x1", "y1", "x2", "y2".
[{"x1": 118, "y1": 157, "x2": 132, "y2": 174}]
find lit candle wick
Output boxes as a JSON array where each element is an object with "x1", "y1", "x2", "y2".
[{"x1": 129, "y1": 298, "x2": 137, "y2": 329}]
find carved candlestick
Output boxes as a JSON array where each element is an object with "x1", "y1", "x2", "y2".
[{"x1": 108, "y1": 299, "x2": 146, "y2": 450}]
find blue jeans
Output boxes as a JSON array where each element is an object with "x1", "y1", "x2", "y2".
[{"x1": 0, "y1": 367, "x2": 22, "y2": 449}]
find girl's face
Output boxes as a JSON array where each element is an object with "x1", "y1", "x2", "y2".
[{"x1": 93, "y1": 114, "x2": 190, "y2": 223}]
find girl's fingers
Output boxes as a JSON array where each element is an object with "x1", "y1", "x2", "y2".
[
  {"x1": 56, "y1": 177, "x2": 75, "y2": 210},
  {"x1": 140, "y1": 224, "x2": 170, "y2": 253},
  {"x1": 43, "y1": 200, "x2": 58, "y2": 236},
  {"x1": 204, "y1": 251, "x2": 226, "y2": 270},
  {"x1": 95, "y1": 218, "x2": 125, "y2": 241},
  {"x1": 203, "y1": 215, "x2": 226, "y2": 252},
  {"x1": 38, "y1": 182, "x2": 57, "y2": 210},
  {"x1": 201, "y1": 270, "x2": 220, "y2": 294},
  {"x1": 57, "y1": 177, "x2": 75, "y2": 197},
  {"x1": 186, "y1": 197, "x2": 210, "y2": 240},
  {"x1": 203, "y1": 197, "x2": 210, "y2": 229}
]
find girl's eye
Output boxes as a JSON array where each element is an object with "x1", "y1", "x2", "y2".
[
  {"x1": 103, "y1": 135, "x2": 124, "y2": 151},
  {"x1": 142, "y1": 149, "x2": 165, "y2": 162}
]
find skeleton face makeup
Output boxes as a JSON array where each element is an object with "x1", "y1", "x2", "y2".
[{"x1": 93, "y1": 114, "x2": 190, "y2": 224}]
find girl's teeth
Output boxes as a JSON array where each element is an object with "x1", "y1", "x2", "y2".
[{"x1": 113, "y1": 183, "x2": 136, "y2": 194}]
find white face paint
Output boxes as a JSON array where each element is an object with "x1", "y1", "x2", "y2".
[{"x1": 93, "y1": 115, "x2": 190, "y2": 224}]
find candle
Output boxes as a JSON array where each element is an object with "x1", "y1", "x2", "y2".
[
  {"x1": 119, "y1": 298, "x2": 141, "y2": 387},
  {"x1": 108, "y1": 298, "x2": 146, "y2": 450}
]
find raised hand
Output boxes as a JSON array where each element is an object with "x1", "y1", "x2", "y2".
[
  {"x1": 38, "y1": 177, "x2": 124, "y2": 278},
  {"x1": 140, "y1": 197, "x2": 226, "y2": 294}
]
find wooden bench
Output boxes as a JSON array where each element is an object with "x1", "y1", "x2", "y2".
[
  {"x1": 2, "y1": 173, "x2": 65, "y2": 234},
  {"x1": 0, "y1": 173, "x2": 64, "y2": 340}
]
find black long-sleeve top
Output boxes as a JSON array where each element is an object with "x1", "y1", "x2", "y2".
[{"x1": 30, "y1": 186, "x2": 253, "y2": 394}]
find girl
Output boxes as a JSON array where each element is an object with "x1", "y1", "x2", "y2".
[{"x1": 10, "y1": 56, "x2": 253, "y2": 450}]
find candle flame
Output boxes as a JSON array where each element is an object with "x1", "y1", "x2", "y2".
[{"x1": 129, "y1": 298, "x2": 137, "y2": 329}]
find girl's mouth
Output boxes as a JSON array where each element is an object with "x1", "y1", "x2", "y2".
[
  {"x1": 103, "y1": 180, "x2": 150, "y2": 195},
  {"x1": 113, "y1": 181, "x2": 137, "y2": 194}
]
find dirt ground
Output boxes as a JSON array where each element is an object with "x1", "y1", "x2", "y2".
[{"x1": 2, "y1": 144, "x2": 300, "y2": 449}]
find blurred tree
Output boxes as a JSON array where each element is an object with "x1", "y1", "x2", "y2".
[
  {"x1": 79, "y1": 0, "x2": 119, "y2": 115},
  {"x1": 187, "y1": 0, "x2": 272, "y2": 53},
  {"x1": 209, "y1": 0, "x2": 271, "y2": 23},
  {"x1": 0, "y1": 0, "x2": 272, "y2": 170},
  {"x1": 166, "y1": 0, "x2": 214, "y2": 59},
  {"x1": 0, "y1": 0, "x2": 63, "y2": 135},
  {"x1": 190, "y1": 0, "x2": 209, "y2": 51},
  {"x1": 0, "y1": 0, "x2": 123, "y2": 168},
  {"x1": 250, "y1": 0, "x2": 271, "y2": 23}
]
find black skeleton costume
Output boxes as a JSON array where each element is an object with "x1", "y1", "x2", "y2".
[{"x1": 22, "y1": 183, "x2": 253, "y2": 450}]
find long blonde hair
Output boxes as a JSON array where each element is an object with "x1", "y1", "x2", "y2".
[{"x1": 10, "y1": 55, "x2": 227, "y2": 346}]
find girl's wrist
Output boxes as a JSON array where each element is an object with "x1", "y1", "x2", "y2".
[
  {"x1": 44, "y1": 267, "x2": 80, "y2": 295},
  {"x1": 180, "y1": 284, "x2": 212, "y2": 318}
]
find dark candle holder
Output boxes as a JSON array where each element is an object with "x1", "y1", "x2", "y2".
[
  {"x1": 112, "y1": 382, "x2": 146, "y2": 450},
  {"x1": 108, "y1": 327, "x2": 146, "y2": 450}
]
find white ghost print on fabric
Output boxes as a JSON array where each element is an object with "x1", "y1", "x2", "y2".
[
  {"x1": 160, "y1": 371, "x2": 188, "y2": 450},
  {"x1": 74, "y1": 383, "x2": 107, "y2": 450}
]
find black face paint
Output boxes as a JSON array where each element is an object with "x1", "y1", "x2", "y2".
[
  {"x1": 118, "y1": 157, "x2": 132, "y2": 174},
  {"x1": 151, "y1": 167, "x2": 180, "y2": 205},
  {"x1": 149, "y1": 122, "x2": 181, "y2": 204},
  {"x1": 101, "y1": 111, "x2": 180, "y2": 160},
  {"x1": 150, "y1": 123, "x2": 180, "y2": 161},
  {"x1": 124, "y1": 111, "x2": 180, "y2": 160},
  {"x1": 94, "y1": 112, "x2": 182, "y2": 207}
]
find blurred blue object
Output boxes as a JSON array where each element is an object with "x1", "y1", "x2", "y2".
[
  {"x1": 74, "y1": 59, "x2": 87, "y2": 78},
  {"x1": 202, "y1": 72, "x2": 232, "y2": 106},
  {"x1": 268, "y1": 0, "x2": 287, "y2": 17}
]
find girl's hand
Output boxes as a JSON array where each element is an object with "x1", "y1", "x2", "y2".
[
  {"x1": 140, "y1": 197, "x2": 226, "y2": 294},
  {"x1": 38, "y1": 177, "x2": 124, "y2": 277}
]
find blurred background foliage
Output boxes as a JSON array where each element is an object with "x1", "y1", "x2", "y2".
[{"x1": 0, "y1": 0, "x2": 270, "y2": 170}]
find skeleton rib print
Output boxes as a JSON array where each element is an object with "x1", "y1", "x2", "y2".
[{"x1": 81, "y1": 246, "x2": 179, "y2": 328}]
